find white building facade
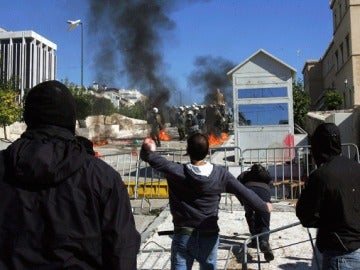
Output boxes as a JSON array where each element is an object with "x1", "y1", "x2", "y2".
[
  {"x1": 118, "y1": 88, "x2": 146, "y2": 105},
  {"x1": 93, "y1": 87, "x2": 146, "y2": 109},
  {"x1": 0, "y1": 28, "x2": 57, "y2": 99}
]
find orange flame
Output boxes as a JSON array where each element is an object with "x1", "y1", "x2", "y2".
[
  {"x1": 93, "y1": 140, "x2": 108, "y2": 147},
  {"x1": 159, "y1": 129, "x2": 171, "y2": 141},
  {"x1": 208, "y1": 132, "x2": 228, "y2": 146}
]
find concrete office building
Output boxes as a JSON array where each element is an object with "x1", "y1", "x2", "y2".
[
  {"x1": 303, "y1": 0, "x2": 360, "y2": 110},
  {"x1": 0, "y1": 27, "x2": 57, "y2": 99}
]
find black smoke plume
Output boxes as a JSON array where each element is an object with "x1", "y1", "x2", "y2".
[
  {"x1": 87, "y1": 0, "x2": 210, "y2": 109},
  {"x1": 188, "y1": 55, "x2": 235, "y2": 107}
]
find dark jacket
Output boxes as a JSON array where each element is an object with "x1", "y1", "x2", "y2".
[
  {"x1": 140, "y1": 149, "x2": 269, "y2": 231},
  {"x1": 238, "y1": 164, "x2": 271, "y2": 192},
  {"x1": 0, "y1": 126, "x2": 140, "y2": 269},
  {"x1": 296, "y1": 123, "x2": 360, "y2": 252}
]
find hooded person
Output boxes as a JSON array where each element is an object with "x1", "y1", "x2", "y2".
[
  {"x1": 0, "y1": 80, "x2": 140, "y2": 269},
  {"x1": 296, "y1": 123, "x2": 360, "y2": 269},
  {"x1": 237, "y1": 164, "x2": 274, "y2": 262},
  {"x1": 309, "y1": 122, "x2": 342, "y2": 167}
]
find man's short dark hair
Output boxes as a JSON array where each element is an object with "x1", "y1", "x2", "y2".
[{"x1": 186, "y1": 133, "x2": 209, "y2": 161}]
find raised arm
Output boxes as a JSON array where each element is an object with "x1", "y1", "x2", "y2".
[{"x1": 140, "y1": 138, "x2": 184, "y2": 178}]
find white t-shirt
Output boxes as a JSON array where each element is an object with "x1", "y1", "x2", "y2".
[{"x1": 186, "y1": 162, "x2": 214, "y2": 177}]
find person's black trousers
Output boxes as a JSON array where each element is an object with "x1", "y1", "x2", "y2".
[{"x1": 243, "y1": 185, "x2": 271, "y2": 243}]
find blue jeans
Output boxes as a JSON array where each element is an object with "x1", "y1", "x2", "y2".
[
  {"x1": 322, "y1": 248, "x2": 360, "y2": 269},
  {"x1": 171, "y1": 232, "x2": 219, "y2": 270}
]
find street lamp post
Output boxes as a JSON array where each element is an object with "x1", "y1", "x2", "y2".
[{"x1": 67, "y1": 19, "x2": 84, "y2": 89}]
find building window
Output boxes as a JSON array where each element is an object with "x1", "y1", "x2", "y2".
[
  {"x1": 340, "y1": 43, "x2": 344, "y2": 65},
  {"x1": 329, "y1": 56, "x2": 333, "y2": 72},
  {"x1": 339, "y1": 1, "x2": 342, "y2": 18},
  {"x1": 237, "y1": 87, "x2": 288, "y2": 99},
  {"x1": 238, "y1": 103, "x2": 289, "y2": 126},
  {"x1": 333, "y1": 8, "x2": 338, "y2": 29},
  {"x1": 335, "y1": 50, "x2": 339, "y2": 70},
  {"x1": 345, "y1": 35, "x2": 350, "y2": 58}
]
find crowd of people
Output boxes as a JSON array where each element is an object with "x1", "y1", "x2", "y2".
[
  {"x1": 147, "y1": 103, "x2": 233, "y2": 146},
  {"x1": 170, "y1": 103, "x2": 233, "y2": 140},
  {"x1": 0, "y1": 80, "x2": 359, "y2": 269}
]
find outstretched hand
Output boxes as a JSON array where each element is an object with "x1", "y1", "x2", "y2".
[{"x1": 142, "y1": 137, "x2": 157, "y2": 152}]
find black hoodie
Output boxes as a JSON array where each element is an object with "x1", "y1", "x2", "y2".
[
  {"x1": 0, "y1": 126, "x2": 140, "y2": 269},
  {"x1": 296, "y1": 123, "x2": 360, "y2": 252}
]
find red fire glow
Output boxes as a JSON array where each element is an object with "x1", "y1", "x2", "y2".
[
  {"x1": 208, "y1": 132, "x2": 228, "y2": 146},
  {"x1": 159, "y1": 129, "x2": 171, "y2": 141}
]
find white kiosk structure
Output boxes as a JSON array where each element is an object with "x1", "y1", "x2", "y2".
[{"x1": 227, "y1": 49, "x2": 297, "y2": 162}]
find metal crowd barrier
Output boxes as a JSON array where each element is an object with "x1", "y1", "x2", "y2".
[
  {"x1": 241, "y1": 222, "x2": 321, "y2": 270},
  {"x1": 240, "y1": 143, "x2": 359, "y2": 200},
  {"x1": 100, "y1": 152, "x2": 141, "y2": 198},
  {"x1": 100, "y1": 143, "x2": 359, "y2": 203},
  {"x1": 241, "y1": 146, "x2": 312, "y2": 201}
]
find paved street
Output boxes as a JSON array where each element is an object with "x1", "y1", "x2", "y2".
[{"x1": 134, "y1": 197, "x2": 320, "y2": 270}]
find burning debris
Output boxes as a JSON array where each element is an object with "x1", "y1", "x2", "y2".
[
  {"x1": 171, "y1": 88, "x2": 232, "y2": 147},
  {"x1": 159, "y1": 129, "x2": 171, "y2": 141},
  {"x1": 208, "y1": 132, "x2": 229, "y2": 146}
]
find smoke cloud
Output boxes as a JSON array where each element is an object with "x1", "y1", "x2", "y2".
[
  {"x1": 87, "y1": 0, "x2": 177, "y2": 108},
  {"x1": 86, "y1": 0, "x2": 234, "y2": 109},
  {"x1": 188, "y1": 55, "x2": 235, "y2": 107}
]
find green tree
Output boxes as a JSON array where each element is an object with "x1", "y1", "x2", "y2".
[
  {"x1": 92, "y1": 96, "x2": 117, "y2": 116},
  {"x1": 0, "y1": 82, "x2": 22, "y2": 140},
  {"x1": 325, "y1": 89, "x2": 343, "y2": 110},
  {"x1": 63, "y1": 79, "x2": 130, "y2": 121},
  {"x1": 73, "y1": 93, "x2": 92, "y2": 120},
  {"x1": 64, "y1": 81, "x2": 93, "y2": 121},
  {"x1": 118, "y1": 101, "x2": 148, "y2": 120},
  {"x1": 292, "y1": 80, "x2": 310, "y2": 128}
]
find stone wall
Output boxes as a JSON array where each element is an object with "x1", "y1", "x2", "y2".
[{"x1": 0, "y1": 122, "x2": 27, "y2": 141}]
